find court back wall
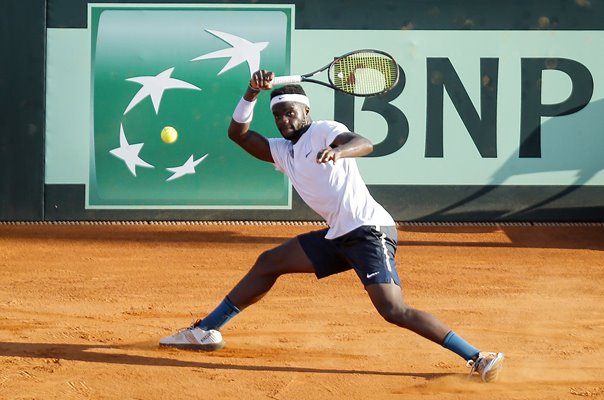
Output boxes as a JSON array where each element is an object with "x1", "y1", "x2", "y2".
[
  {"x1": 2, "y1": 0, "x2": 604, "y2": 222},
  {"x1": 0, "y1": 0, "x2": 45, "y2": 221}
]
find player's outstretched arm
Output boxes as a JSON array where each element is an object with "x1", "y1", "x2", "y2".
[
  {"x1": 228, "y1": 71, "x2": 275, "y2": 163},
  {"x1": 316, "y1": 132, "x2": 373, "y2": 164}
]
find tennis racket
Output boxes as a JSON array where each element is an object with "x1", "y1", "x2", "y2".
[{"x1": 272, "y1": 49, "x2": 399, "y2": 97}]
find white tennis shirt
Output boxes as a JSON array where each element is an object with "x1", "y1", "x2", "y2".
[{"x1": 268, "y1": 120, "x2": 395, "y2": 239}]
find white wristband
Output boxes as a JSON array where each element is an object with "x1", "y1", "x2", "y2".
[{"x1": 232, "y1": 97, "x2": 257, "y2": 124}]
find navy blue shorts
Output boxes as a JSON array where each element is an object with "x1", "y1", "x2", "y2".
[{"x1": 297, "y1": 225, "x2": 400, "y2": 287}]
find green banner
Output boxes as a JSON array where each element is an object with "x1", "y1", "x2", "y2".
[{"x1": 88, "y1": 5, "x2": 292, "y2": 208}]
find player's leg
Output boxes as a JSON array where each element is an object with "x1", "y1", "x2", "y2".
[
  {"x1": 340, "y1": 225, "x2": 479, "y2": 357},
  {"x1": 193, "y1": 236, "x2": 314, "y2": 330},
  {"x1": 332, "y1": 226, "x2": 452, "y2": 342},
  {"x1": 365, "y1": 282, "x2": 450, "y2": 344},
  {"x1": 225, "y1": 236, "x2": 316, "y2": 310},
  {"x1": 337, "y1": 225, "x2": 505, "y2": 381},
  {"x1": 160, "y1": 236, "x2": 316, "y2": 350},
  {"x1": 196, "y1": 227, "x2": 347, "y2": 329},
  {"x1": 365, "y1": 283, "x2": 504, "y2": 382}
]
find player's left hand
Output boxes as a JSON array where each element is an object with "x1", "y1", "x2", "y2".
[{"x1": 316, "y1": 147, "x2": 340, "y2": 164}]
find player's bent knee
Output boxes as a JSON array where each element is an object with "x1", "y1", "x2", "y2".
[
  {"x1": 252, "y1": 248, "x2": 292, "y2": 276},
  {"x1": 377, "y1": 303, "x2": 411, "y2": 326}
]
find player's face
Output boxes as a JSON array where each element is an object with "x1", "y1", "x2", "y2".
[{"x1": 272, "y1": 101, "x2": 310, "y2": 142}]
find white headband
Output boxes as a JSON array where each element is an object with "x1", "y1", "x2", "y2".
[{"x1": 270, "y1": 94, "x2": 310, "y2": 110}]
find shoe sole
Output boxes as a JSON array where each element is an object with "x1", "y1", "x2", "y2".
[
  {"x1": 159, "y1": 340, "x2": 225, "y2": 352},
  {"x1": 482, "y1": 352, "x2": 505, "y2": 382}
]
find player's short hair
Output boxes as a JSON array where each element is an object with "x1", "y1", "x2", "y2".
[{"x1": 270, "y1": 84, "x2": 306, "y2": 99}]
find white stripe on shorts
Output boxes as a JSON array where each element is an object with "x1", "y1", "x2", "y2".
[{"x1": 379, "y1": 231, "x2": 393, "y2": 272}]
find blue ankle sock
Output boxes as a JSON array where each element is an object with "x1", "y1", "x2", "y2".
[
  {"x1": 195, "y1": 296, "x2": 240, "y2": 330},
  {"x1": 442, "y1": 331, "x2": 480, "y2": 361}
]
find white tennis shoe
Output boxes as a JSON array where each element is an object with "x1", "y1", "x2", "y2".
[
  {"x1": 467, "y1": 351, "x2": 505, "y2": 382},
  {"x1": 160, "y1": 325, "x2": 225, "y2": 351}
]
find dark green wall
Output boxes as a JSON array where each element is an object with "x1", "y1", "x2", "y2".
[
  {"x1": 2, "y1": 0, "x2": 603, "y2": 221},
  {"x1": 0, "y1": 0, "x2": 46, "y2": 220},
  {"x1": 47, "y1": 0, "x2": 604, "y2": 30}
]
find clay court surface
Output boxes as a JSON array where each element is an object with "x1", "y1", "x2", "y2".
[{"x1": 0, "y1": 222, "x2": 603, "y2": 399}]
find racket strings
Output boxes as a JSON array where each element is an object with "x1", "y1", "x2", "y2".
[{"x1": 330, "y1": 52, "x2": 398, "y2": 96}]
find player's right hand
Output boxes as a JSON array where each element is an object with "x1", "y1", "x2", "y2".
[
  {"x1": 316, "y1": 146, "x2": 341, "y2": 164},
  {"x1": 250, "y1": 70, "x2": 274, "y2": 90}
]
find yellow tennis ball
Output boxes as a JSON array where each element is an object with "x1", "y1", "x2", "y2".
[{"x1": 161, "y1": 126, "x2": 178, "y2": 144}]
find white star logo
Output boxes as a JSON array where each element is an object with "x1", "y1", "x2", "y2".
[
  {"x1": 191, "y1": 29, "x2": 268, "y2": 77},
  {"x1": 109, "y1": 124, "x2": 154, "y2": 176},
  {"x1": 166, "y1": 154, "x2": 209, "y2": 181},
  {"x1": 124, "y1": 67, "x2": 201, "y2": 115}
]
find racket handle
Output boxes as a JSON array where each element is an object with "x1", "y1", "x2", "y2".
[{"x1": 272, "y1": 75, "x2": 303, "y2": 85}]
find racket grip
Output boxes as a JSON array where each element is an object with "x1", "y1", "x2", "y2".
[{"x1": 272, "y1": 75, "x2": 303, "y2": 85}]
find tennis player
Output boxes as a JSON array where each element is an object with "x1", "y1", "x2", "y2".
[{"x1": 160, "y1": 70, "x2": 505, "y2": 382}]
